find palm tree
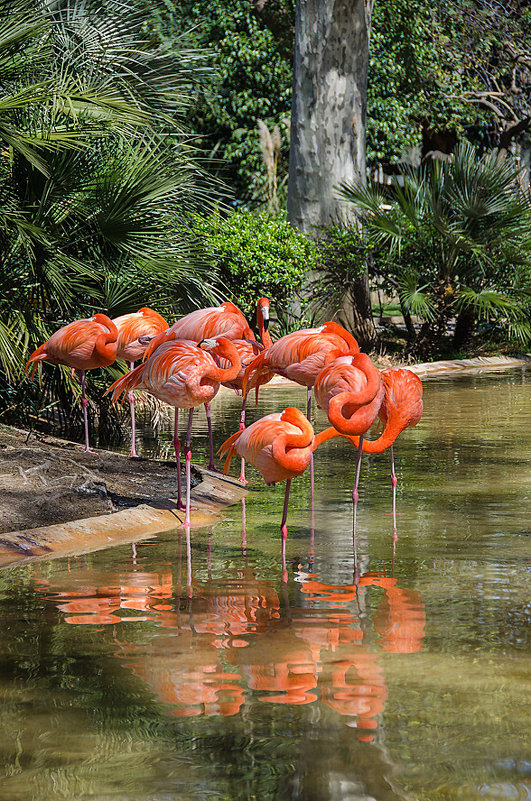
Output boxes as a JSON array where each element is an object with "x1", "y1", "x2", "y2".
[
  {"x1": 339, "y1": 143, "x2": 531, "y2": 357},
  {"x1": 0, "y1": 0, "x2": 220, "y2": 438}
]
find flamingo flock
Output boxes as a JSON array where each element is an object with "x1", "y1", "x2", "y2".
[{"x1": 25, "y1": 297, "x2": 423, "y2": 567}]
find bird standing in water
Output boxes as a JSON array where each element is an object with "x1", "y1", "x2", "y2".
[
  {"x1": 242, "y1": 321, "x2": 360, "y2": 499},
  {"x1": 219, "y1": 407, "x2": 350, "y2": 579},
  {"x1": 107, "y1": 337, "x2": 241, "y2": 526},
  {"x1": 112, "y1": 307, "x2": 168, "y2": 457},
  {"x1": 141, "y1": 300, "x2": 258, "y2": 471},
  {"x1": 314, "y1": 352, "x2": 384, "y2": 533},
  {"x1": 319, "y1": 368, "x2": 423, "y2": 534},
  {"x1": 26, "y1": 314, "x2": 118, "y2": 453}
]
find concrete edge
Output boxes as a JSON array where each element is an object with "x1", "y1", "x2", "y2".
[{"x1": 0, "y1": 467, "x2": 247, "y2": 570}]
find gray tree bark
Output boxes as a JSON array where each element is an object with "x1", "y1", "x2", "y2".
[{"x1": 287, "y1": 0, "x2": 378, "y2": 349}]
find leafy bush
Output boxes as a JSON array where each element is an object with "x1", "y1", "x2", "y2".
[{"x1": 187, "y1": 210, "x2": 318, "y2": 325}]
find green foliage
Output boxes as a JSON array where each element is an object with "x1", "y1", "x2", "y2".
[
  {"x1": 143, "y1": 0, "x2": 294, "y2": 202},
  {"x1": 186, "y1": 210, "x2": 317, "y2": 325},
  {"x1": 309, "y1": 225, "x2": 376, "y2": 321},
  {"x1": 340, "y1": 143, "x2": 531, "y2": 355},
  {"x1": 0, "y1": 0, "x2": 220, "y2": 437}
]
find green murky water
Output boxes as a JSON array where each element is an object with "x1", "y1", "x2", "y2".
[{"x1": 1, "y1": 369, "x2": 530, "y2": 801}]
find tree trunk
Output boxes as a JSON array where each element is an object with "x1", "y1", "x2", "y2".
[{"x1": 287, "y1": 0, "x2": 378, "y2": 348}]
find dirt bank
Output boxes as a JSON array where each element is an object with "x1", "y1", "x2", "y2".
[{"x1": 0, "y1": 425, "x2": 199, "y2": 536}]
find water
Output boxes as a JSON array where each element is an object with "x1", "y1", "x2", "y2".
[{"x1": 0, "y1": 369, "x2": 530, "y2": 801}]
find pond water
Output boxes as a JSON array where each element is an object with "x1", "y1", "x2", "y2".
[{"x1": 1, "y1": 369, "x2": 530, "y2": 801}]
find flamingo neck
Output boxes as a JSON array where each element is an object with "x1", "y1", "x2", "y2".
[
  {"x1": 206, "y1": 340, "x2": 242, "y2": 383},
  {"x1": 93, "y1": 314, "x2": 118, "y2": 363},
  {"x1": 257, "y1": 304, "x2": 272, "y2": 349},
  {"x1": 272, "y1": 409, "x2": 314, "y2": 474}
]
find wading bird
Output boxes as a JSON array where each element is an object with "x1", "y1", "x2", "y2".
[
  {"x1": 242, "y1": 321, "x2": 360, "y2": 499},
  {"x1": 219, "y1": 407, "x2": 342, "y2": 579},
  {"x1": 107, "y1": 337, "x2": 241, "y2": 526},
  {"x1": 112, "y1": 307, "x2": 168, "y2": 457},
  {"x1": 141, "y1": 300, "x2": 258, "y2": 471},
  {"x1": 314, "y1": 352, "x2": 384, "y2": 530},
  {"x1": 26, "y1": 315, "x2": 118, "y2": 453},
  {"x1": 320, "y1": 368, "x2": 423, "y2": 533},
  {"x1": 220, "y1": 298, "x2": 274, "y2": 483}
]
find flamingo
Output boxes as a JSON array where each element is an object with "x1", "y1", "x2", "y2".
[
  {"x1": 242, "y1": 321, "x2": 360, "y2": 500},
  {"x1": 107, "y1": 337, "x2": 241, "y2": 526},
  {"x1": 219, "y1": 406, "x2": 343, "y2": 579},
  {"x1": 112, "y1": 307, "x2": 168, "y2": 457},
  {"x1": 313, "y1": 352, "x2": 384, "y2": 532},
  {"x1": 26, "y1": 314, "x2": 118, "y2": 453},
  {"x1": 219, "y1": 298, "x2": 274, "y2": 483},
  {"x1": 141, "y1": 300, "x2": 258, "y2": 471},
  {"x1": 319, "y1": 368, "x2": 423, "y2": 534}
]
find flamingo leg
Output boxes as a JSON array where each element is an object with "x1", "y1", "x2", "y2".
[
  {"x1": 280, "y1": 478, "x2": 292, "y2": 583},
  {"x1": 239, "y1": 393, "x2": 248, "y2": 484},
  {"x1": 306, "y1": 386, "x2": 315, "y2": 507},
  {"x1": 184, "y1": 408, "x2": 194, "y2": 527},
  {"x1": 390, "y1": 444, "x2": 398, "y2": 543},
  {"x1": 78, "y1": 370, "x2": 95, "y2": 454},
  {"x1": 204, "y1": 402, "x2": 218, "y2": 471},
  {"x1": 352, "y1": 435, "x2": 364, "y2": 546},
  {"x1": 173, "y1": 408, "x2": 184, "y2": 511},
  {"x1": 185, "y1": 523, "x2": 193, "y2": 598},
  {"x1": 128, "y1": 361, "x2": 138, "y2": 458}
]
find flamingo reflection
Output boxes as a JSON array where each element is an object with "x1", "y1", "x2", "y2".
[{"x1": 32, "y1": 557, "x2": 424, "y2": 737}]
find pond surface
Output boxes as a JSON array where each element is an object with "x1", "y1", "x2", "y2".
[{"x1": 1, "y1": 369, "x2": 530, "y2": 801}]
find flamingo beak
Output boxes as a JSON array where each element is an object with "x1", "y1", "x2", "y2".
[{"x1": 261, "y1": 306, "x2": 269, "y2": 331}]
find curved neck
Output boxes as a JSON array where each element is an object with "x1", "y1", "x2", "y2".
[
  {"x1": 206, "y1": 340, "x2": 242, "y2": 383},
  {"x1": 314, "y1": 415, "x2": 401, "y2": 454},
  {"x1": 272, "y1": 409, "x2": 314, "y2": 473},
  {"x1": 257, "y1": 304, "x2": 272, "y2": 349},
  {"x1": 93, "y1": 314, "x2": 118, "y2": 362},
  {"x1": 322, "y1": 322, "x2": 360, "y2": 354}
]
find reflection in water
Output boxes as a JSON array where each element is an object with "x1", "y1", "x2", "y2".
[
  {"x1": 35, "y1": 545, "x2": 425, "y2": 742},
  {"x1": 1, "y1": 369, "x2": 529, "y2": 801}
]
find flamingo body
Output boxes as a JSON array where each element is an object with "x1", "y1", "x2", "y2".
[
  {"x1": 107, "y1": 337, "x2": 241, "y2": 525},
  {"x1": 243, "y1": 321, "x2": 359, "y2": 393},
  {"x1": 314, "y1": 352, "x2": 384, "y2": 435},
  {"x1": 144, "y1": 301, "x2": 254, "y2": 360},
  {"x1": 113, "y1": 307, "x2": 168, "y2": 362},
  {"x1": 26, "y1": 314, "x2": 118, "y2": 375},
  {"x1": 220, "y1": 408, "x2": 314, "y2": 486}
]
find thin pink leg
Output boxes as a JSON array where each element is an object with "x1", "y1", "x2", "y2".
[
  {"x1": 239, "y1": 393, "x2": 248, "y2": 484},
  {"x1": 173, "y1": 408, "x2": 184, "y2": 511},
  {"x1": 280, "y1": 478, "x2": 292, "y2": 583},
  {"x1": 128, "y1": 361, "x2": 138, "y2": 457},
  {"x1": 352, "y1": 436, "x2": 364, "y2": 546},
  {"x1": 241, "y1": 497, "x2": 247, "y2": 556},
  {"x1": 306, "y1": 387, "x2": 314, "y2": 506},
  {"x1": 78, "y1": 370, "x2": 95, "y2": 453},
  {"x1": 186, "y1": 524, "x2": 193, "y2": 598},
  {"x1": 204, "y1": 402, "x2": 218, "y2": 471},
  {"x1": 184, "y1": 409, "x2": 194, "y2": 527},
  {"x1": 391, "y1": 444, "x2": 398, "y2": 544}
]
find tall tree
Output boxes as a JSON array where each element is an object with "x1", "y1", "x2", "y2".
[{"x1": 287, "y1": 0, "x2": 377, "y2": 348}]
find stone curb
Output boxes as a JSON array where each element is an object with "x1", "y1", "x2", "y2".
[{"x1": 0, "y1": 467, "x2": 247, "y2": 570}]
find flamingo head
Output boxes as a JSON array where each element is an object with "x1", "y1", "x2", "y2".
[{"x1": 257, "y1": 297, "x2": 270, "y2": 330}]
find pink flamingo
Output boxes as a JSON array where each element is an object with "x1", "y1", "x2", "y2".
[
  {"x1": 219, "y1": 407, "x2": 343, "y2": 580},
  {"x1": 242, "y1": 321, "x2": 360, "y2": 499},
  {"x1": 26, "y1": 314, "x2": 118, "y2": 453},
  {"x1": 320, "y1": 368, "x2": 423, "y2": 535},
  {"x1": 107, "y1": 337, "x2": 241, "y2": 526},
  {"x1": 112, "y1": 307, "x2": 168, "y2": 457},
  {"x1": 314, "y1": 352, "x2": 384, "y2": 533},
  {"x1": 141, "y1": 300, "x2": 258, "y2": 471}
]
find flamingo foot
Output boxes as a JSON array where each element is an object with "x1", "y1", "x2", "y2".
[{"x1": 84, "y1": 447, "x2": 97, "y2": 455}]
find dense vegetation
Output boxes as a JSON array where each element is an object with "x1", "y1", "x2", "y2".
[{"x1": 1, "y1": 0, "x2": 530, "y2": 439}]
